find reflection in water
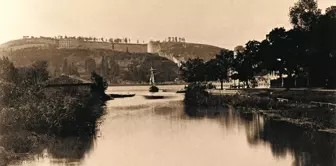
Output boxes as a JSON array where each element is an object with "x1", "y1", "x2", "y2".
[
  {"x1": 14, "y1": 86, "x2": 336, "y2": 166},
  {"x1": 10, "y1": 135, "x2": 96, "y2": 166},
  {"x1": 47, "y1": 136, "x2": 95, "y2": 162},
  {"x1": 242, "y1": 114, "x2": 336, "y2": 166}
]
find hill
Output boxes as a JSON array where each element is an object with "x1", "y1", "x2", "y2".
[
  {"x1": 0, "y1": 47, "x2": 180, "y2": 84},
  {"x1": 0, "y1": 37, "x2": 224, "y2": 62},
  {"x1": 158, "y1": 42, "x2": 223, "y2": 62}
]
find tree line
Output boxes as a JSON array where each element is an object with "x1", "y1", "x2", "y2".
[
  {"x1": 180, "y1": 0, "x2": 336, "y2": 89},
  {"x1": 28, "y1": 36, "x2": 141, "y2": 44}
]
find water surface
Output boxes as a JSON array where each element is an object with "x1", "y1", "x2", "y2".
[{"x1": 13, "y1": 85, "x2": 336, "y2": 166}]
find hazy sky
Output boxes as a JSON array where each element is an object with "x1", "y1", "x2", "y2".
[{"x1": 0, "y1": 0, "x2": 334, "y2": 49}]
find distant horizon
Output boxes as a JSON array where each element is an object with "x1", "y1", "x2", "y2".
[{"x1": 0, "y1": 0, "x2": 335, "y2": 50}]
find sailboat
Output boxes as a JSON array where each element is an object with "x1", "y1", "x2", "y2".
[
  {"x1": 143, "y1": 67, "x2": 164, "y2": 99},
  {"x1": 149, "y1": 67, "x2": 159, "y2": 92}
]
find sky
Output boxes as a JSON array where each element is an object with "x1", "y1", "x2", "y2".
[{"x1": 0, "y1": 0, "x2": 334, "y2": 49}]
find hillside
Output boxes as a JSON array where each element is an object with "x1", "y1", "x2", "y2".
[
  {"x1": 0, "y1": 48, "x2": 180, "y2": 84},
  {"x1": 158, "y1": 42, "x2": 223, "y2": 61},
  {"x1": 0, "y1": 38, "x2": 224, "y2": 62}
]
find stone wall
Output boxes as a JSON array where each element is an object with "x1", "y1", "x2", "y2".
[
  {"x1": 114, "y1": 43, "x2": 147, "y2": 53},
  {"x1": 147, "y1": 41, "x2": 161, "y2": 53}
]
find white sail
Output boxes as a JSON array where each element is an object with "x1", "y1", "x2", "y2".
[{"x1": 149, "y1": 67, "x2": 155, "y2": 85}]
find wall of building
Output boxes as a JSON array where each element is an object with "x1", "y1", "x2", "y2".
[
  {"x1": 59, "y1": 39, "x2": 81, "y2": 48},
  {"x1": 81, "y1": 41, "x2": 111, "y2": 49},
  {"x1": 114, "y1": 43, "x2": 147, "y2": 53},
  {"x1": 147, "y1": 41, "x2": 161, "y2": 53}
]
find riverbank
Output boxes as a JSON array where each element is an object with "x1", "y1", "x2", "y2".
[
  {"x1": 0, "y1": 59, "x2": 107, "y2": 165},
  {"x1": 184, "y1": 83, "x2": 336, "y2": 132}
]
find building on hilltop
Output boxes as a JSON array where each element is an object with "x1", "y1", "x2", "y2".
[
  {"x1": 58, "y1": 38, "x2": 82, "y2": 48},
  {"x1": 147, "y1": 40, "x2": 161, "y2": 53}
]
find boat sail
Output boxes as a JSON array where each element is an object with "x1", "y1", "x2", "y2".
[
  {"x1": 149, "y1": 67, "x2": 155, "y2": 86},
  {"x1": 148, "y1": 67, "x2": 159, "y2": 93}
]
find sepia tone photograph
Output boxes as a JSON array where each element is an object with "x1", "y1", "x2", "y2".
[{"x1": 0, "y1": 0, "x2": 336, "y2": 165}]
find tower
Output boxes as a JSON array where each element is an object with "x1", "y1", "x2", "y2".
[{"x1": 147, "y1": 40, "x2": 161, "y2": 53}]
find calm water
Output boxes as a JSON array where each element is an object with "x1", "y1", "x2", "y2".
[{"x1": 12, "y1": 86, "x2": 336, "y2": 166}]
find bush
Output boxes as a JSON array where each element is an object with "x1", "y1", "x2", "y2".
[{"x1": 0, "y1": 58, "x2": 107, "y2": 136}]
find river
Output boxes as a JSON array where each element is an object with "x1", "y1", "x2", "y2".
[{"x1": 11, "y1": 86, "x2": 336, "y2": 166}]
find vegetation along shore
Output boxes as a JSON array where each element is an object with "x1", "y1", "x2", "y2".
[
  {"x1": 182, "y1": 0, "x2": 336, "y2": 132},
  {"x1": 0, "y1": 57, "x2": 109, "y2": 165}
]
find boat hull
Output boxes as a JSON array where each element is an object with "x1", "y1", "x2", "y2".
[
  {"x1": 143, "y1": 95, "x2": 164, "y2": 99},
  {"x1": 109, "y1": 94, "x2": 135, "y2": 98}
]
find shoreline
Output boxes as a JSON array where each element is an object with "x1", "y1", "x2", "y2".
[
  {"x1": 184, "y1": 84, "x2": 336, "y2": 133},
  {"x1": 108, "y1": 83, "x2": 188, "y2": 87}
]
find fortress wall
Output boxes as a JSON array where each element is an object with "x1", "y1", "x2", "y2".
[
  {"x1": 80, "y1": 42, "x2": 147, "y2": 53},
  {"x1": 147, "y1": 41, "x2": 161, "y2": 53},
  {"x1": 114, "y1": 43, "x2": 147, "y2": 53},
  {"x1": 81, "y1": 42, "x2": 112, "y2": 49}
]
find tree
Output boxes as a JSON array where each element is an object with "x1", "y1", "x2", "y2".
[
  {"x1": 69, "y1": 62, "x2": 80, "y2": 76},
  {"x1": 0, "y1": 57, "x2": 17, "y2": 83},
  {"x1": 90, "y1": 71, "x2": 109, "y2": 100},
  {"x1": 289, "y1": 0, "x2": 321, "y2": 30},
  {"x1": 179, "y1": 58, "x2": 206, "y2": 83},
  {"x1": 31, "y1": 61, "x2": 49, "y2": 83},
  {"x1": 264, "y1": 27, "x2": 288, "y2": 85},
  {"x1": 114, "y1": 38, "x2": 122, "y2": 43},
  {"x1": 326, "y1": 6, "x2": 336, "y2": 18},
  {"x1": 106, "y1": 57, "x2": 120, "y2": 83},
  {"x1": 62, "y1": 59, "x2": 69, "y2": 74},
  {"x1": 231, "y1": 41, "x2": 261, "y2": 88},
  {"x1": 85, "y1": 58, "x2": 96, "y2": 73},
  {"x1": 308, "y1": 9, "x2": 336, "y2": 88},
  {"x1": 206, "y1": 50, "x2": 234, "y2": 90},
  {"x1": 100, "y1": 56, "x2": 107, "y2": 78}
]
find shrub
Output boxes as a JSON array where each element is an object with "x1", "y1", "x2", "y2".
[{"x1": 0, "y1": 58, "x2": 106, "y2": 136}]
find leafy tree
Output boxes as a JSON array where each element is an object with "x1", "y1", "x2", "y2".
[
  {"x1": 289, "y1": 0, "x2": 321, "y2": 30},
  {"x1": 85, "y1": 58, "x2": 97, "y2": 73},
  {"x1": 180, "y1": 58, "x2": 206, "y2": 83},
  {"x1": 326, "y1": 6, "x2": 336, "y2": 18},
  {"x1": 90, "y1": 71, "x2": 109, "y2": 100},
  {"x1": 0, "y1": 57, "x2": 17, "y2": 83},
  {"x1": 205, "y1": 50, "x2": 234, "y2": 90},
  {"x1": 31, "y1": 60, "x2": 49, "y2": 83},
  {"x1": 231, "y1": 41, "x2": 261, "y2": 88},
  {"x1": 106, "y1": 57, "x2": 120, "y2": 83},
  {"x1": 62, "y1": 59, "x2": 69, "y2": 74}
]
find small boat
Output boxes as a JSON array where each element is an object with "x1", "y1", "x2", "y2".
[
  {"x1": 109, "y1": 94, "x2": 135, "y2": 98},
  {"x1": 143, "y1": 67, "x2": 164, "y2": 99},
  {"x1": 176, "y1": 86, "x2": 187, "y2": 93},
  {"x1": 143, "y1": 94, "x2": 164, "y2": 99},
  {"x1": 176, "y1": 90, "x2": 186, "y2": 93}
]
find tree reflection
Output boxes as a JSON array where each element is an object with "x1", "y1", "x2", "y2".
[
  {"x1": 46, "y1": 136, "x2": 95, "y2": 162},
  {"x1": 183, "y1": 105, "x2": 336, "y2": 166},
  {"x1": 242, "y1": 114, "x2": 336, "y2": 166}
]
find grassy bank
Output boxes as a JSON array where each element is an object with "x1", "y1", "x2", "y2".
[
  {"x1": 184, "y1": 83, "x2": 336, "y2": 131},
  {"x1": 0, "y1": 58, "x2": 107, "y2": 165}
]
